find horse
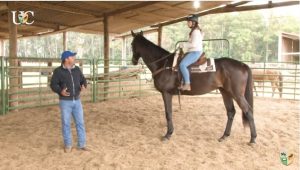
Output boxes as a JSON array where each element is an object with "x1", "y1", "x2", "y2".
[
  {"x1": 252, "y1": 69, "x2": 283, "y2": 98},
  {"x1": 130, "y1": 31, "x2": 257, "y2": 144}
]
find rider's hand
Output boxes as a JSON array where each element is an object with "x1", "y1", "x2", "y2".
[{"x1": 60, "y1": 87, "x2": 70, "y2": 96}]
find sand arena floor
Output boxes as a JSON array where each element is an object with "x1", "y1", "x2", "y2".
[{"x1": 0, "y1": 95, "x2": 299, "y2": 170}]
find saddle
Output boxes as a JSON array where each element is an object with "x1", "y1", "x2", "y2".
[
  {"x1": 172, "y1": 51, "x2": 216, "y2": 74},
  {"x1": 172, "y1": 51, "x2": 216, "y2": 90},
  {"x1": 173, "y1": 51, "x2": 207, "y2": 70},
  {"x1": 191, "y1": 52, "x2": 207, "y2": 66}
]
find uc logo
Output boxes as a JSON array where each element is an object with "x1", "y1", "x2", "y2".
[{"x1": 11, "y1": 11, "x2": 34, "y2": 25}]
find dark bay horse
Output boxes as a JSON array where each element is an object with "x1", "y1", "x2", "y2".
[
  {"x1": 131, "y1": 31, "x2": 257, "y2": 144},
  {"x1": 252, "y1": 69, "x2": 283, "y2": 98}
]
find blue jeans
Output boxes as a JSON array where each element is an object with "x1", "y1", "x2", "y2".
[
  {"x1": 59, "y1": 99, "x2": 86, "y2": 148},
  {"x1": 179, "y1": 51, "x2": 202, "y2": 84}
]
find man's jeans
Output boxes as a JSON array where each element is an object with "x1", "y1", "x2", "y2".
[
  {"x1": 59, "y1": 99, "x2": 86, "y2": 148},
  {"x1": 179, "y1": 51, "x2": 202, "y2": 84}
]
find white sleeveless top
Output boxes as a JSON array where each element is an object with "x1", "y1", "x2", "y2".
[{"x1": 184, "y1": 29, "x2": 203, "y2": 52}]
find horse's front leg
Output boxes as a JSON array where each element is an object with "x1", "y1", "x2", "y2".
[{"x1": 162, "y1": 92, "x2": 173, "y2": 141}]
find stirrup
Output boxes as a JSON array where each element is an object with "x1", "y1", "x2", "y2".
[{"x1": 179, "y1": 84, "x2": 191, "y2": 91}]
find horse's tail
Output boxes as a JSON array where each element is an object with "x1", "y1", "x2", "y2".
[
  {"x1": 243, "y1": 66, "x2": 253, "y2": 127},
  {"x1": 278, "y1": 72, "x2": 283, "y2": 98}
]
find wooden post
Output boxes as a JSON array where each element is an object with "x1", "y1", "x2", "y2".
[
  {"x1": 157, "y1": 26, "x2": 162, "y2": 47},
  {"x1": 47, "y1": 61, "x2": 52, "y2": 83},
  {"x1": 8, "y1": 3, "x2": 19, "y2": 110},
  {"x1": 278, "y1": 33, "x2": 282, "y2": 62},
  {"x1": 103, "y1": 14, "x2": 109, "y2": 100},
  {"x1": 18, "y1": 60, "x2": 22, "y2": 87},
  {"x1": 121, "y1": 37, "x2": 126, "y2": 66},
  {"x1": 0, "y1": 39, "x2": 4, "y2": 56},
  {"x1": 63, "y1": 31, "x2": 67, "y2": 51}
]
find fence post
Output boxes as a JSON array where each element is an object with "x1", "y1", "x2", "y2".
[
  {"x1": 294, "y1": 64, "x2": 297, "y2": 100},
  {"x1": 3, "y1": 59, "x2": 9, "y2": 113},
  {"x1": 1, "y1": 57, "x2": 5, "y2": 115},
  {"x1": 47, "y1": 61, "x2": 52, "y2": 86},
  {"x1": 263, "y1": 61, "x2": 266, "y2": 97},
  {"x1": 118, "y1": 64, "x2": 121, "y2": 97},
  {"x1": 92, "y1": 59, "x2": 96, "y2": 103}
]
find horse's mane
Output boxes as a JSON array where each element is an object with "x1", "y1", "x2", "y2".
[{"x1": 135, "y1": 34, "x2": 171, "y2": 56}]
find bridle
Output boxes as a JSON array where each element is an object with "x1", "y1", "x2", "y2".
[{"x1": 133, "y1": 52, "x2": 174, "y2": 78}]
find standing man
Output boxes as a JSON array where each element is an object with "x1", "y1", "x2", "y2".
[{"x1": 50, "y1": 51, "x2": 88, "y2": 153}]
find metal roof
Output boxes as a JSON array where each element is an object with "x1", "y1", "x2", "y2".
[{"x1": 0, "y1": 1, "x2": 298, "y2": 39}]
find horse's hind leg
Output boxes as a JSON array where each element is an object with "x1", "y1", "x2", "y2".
[
  {"x1": 271, "y1": 82, "x2": 276, "y2": 97},
  {"x1": 235, "y1": 96, "x2": 257, "y2": 144},
  {"x1": 218, "y1": 89, "x2": 236, "y2": 142}
]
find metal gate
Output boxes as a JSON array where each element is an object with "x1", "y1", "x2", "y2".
[{"x1": 0, "y1": 57, "x2": 154, "y2": 115}]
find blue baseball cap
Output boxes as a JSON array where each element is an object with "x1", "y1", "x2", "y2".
[{"x1": 61, "y1": 51, "x2": 77, "y2": 60}]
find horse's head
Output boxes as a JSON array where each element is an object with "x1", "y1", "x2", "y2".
[{"x1": 131, "y1": 30, "x2": 144, "y2": 65}]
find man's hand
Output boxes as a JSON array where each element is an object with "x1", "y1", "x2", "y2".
[
  {"x1": 80, "y1": 85, "x2": 86, "y2": 91},
  {"x1": 61, "y1": 87, "x2": 70, "y2": 96},
  {"x1": 179, "y1": 43, "x2": 184, "y2": 48}
]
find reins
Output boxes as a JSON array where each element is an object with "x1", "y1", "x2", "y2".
[{"x1": 147, "y1": 52, "x2": 173, "y2": 67}]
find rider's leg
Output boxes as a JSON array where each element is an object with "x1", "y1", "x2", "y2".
[{"x1": 179, "y1": 51, "x2": 201, "y2": 90}]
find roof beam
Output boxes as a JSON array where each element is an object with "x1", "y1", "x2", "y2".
[
  {"x1": 0, "y1": 27, "x2": 34, "y2": 36},
  {"x1": 116, "y1": 28, "x2": 158, "y2": 38},
  {"x1": 226, "y1": 1, "x2": 250, "y2": 7},
  {"x1": 31, "y1": 2, "x2": 160, "y2": 36},
  {"x1": 152, "y1": 1, "x2": 299, "y2": 27},
  {"x1": 68, "y1": 28, "x2": 103, "y2": 35},
  {"x1": 200, "y1": 1, "x2": 299, "y2": 15},
  {"x1": 134, "y1": 10, "x2": 172, "y2": 21},
  {"x1": 0, "y1": 3, "x2": 8, "y2": 12},
  {"x1": 113, "y1": 16, "x2": 145, "y2": 26},
  {"x1": 33, "y1": 18, "x2": 71, "y2": 27},
  {"x1": 152, "y1": 3, "x2": 191, "y2": 14},
  {"x1": 106, "y1": 2, "x2": 159, "y2": 16},
  {"x1": 84, "y1": 2, "x2": 119, "y2": 9},
  {"x1": 30, "y1": 21, "x2": 59, "y2": 30},
  {"x1": 17, "y1": 2, "x2": 101, "y2": 17},
  {"x1": 0, "y1": 12, "x2": 66, "y2": 30},
  {"x1": 0, "y1": 35, "x2": 7, "y2": 39},
  {"x1": 0, "y1": 1, "x2": 164, "y2": 38}
]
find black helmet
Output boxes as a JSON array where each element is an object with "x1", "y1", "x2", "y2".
[{"x1": 186, "y1": 14, "x2": 198, "y2": 23}]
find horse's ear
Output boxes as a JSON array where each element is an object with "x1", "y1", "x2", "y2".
[
  {"x1": 140, "y1": 30, "x2": 143, "y2": 36},
  {"x1": 131, "y1": 30, "x2": 136, "y2": 37}
]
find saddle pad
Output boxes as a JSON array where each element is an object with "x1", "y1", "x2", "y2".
[{"x1": 190, "y1": 58, "x2": 216, "y2": 73}]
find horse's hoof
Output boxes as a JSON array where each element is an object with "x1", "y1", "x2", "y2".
[
  {"x1": 161, "y1": 135, "x2": 170, "y2": 142},
  {"x1": 248, "y1": 139, "x2": 256, "y2": 146},
  {"x1": 218, "y1": 137, "x2": 225, "y2": 142},
  {"x1": 218, "y1": 135, "x2": 228, "y2": 142},
  {"x1": 250, "y1": 138, "x2": 256, "y2": 144},
  {"x1": 248, "y1": 142, "x2": 256, "y2": 147}
]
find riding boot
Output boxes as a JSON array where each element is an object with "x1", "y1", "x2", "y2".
[{"x1": 180, "y1": 84, "x2": 191, "y2": 91}]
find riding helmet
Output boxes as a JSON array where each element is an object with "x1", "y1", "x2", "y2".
[{"x1": 186, "y1": 14, "x2": 198, "y2": 23}]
